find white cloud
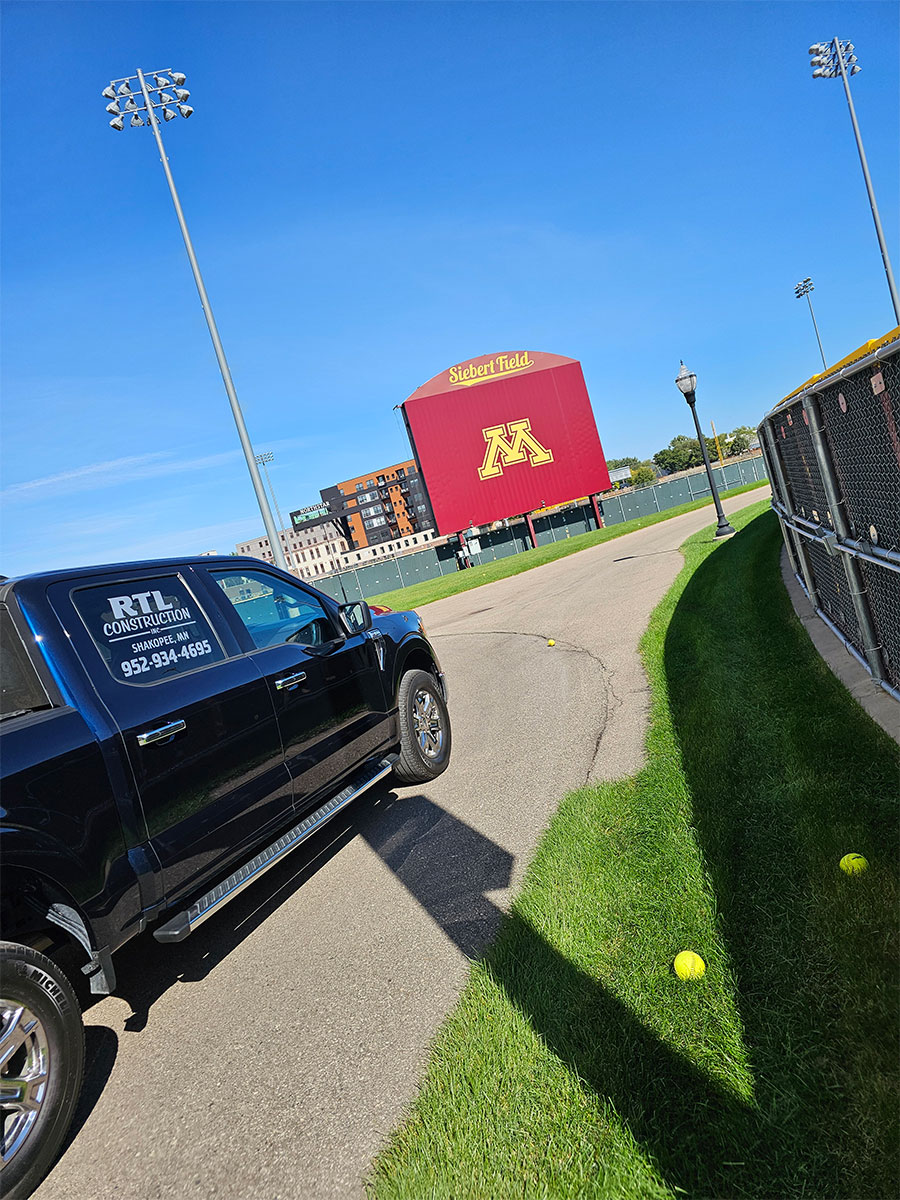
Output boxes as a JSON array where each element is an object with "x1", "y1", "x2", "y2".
[{"x1": 2, "y1": 449, "x2": 241, "y2": 502}]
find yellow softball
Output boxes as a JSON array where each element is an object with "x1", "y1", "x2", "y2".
[
  {"x1": 547, "y1": 639, "x2": 556, "y2": 646},
  {"x1": 840, "y1": 853, "x2": 868, "y2": 875},
  {"x1": 673, "y1": 951, "x2": 706, "y2": 981}
]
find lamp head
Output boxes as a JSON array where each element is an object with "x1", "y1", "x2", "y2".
[{"x1": 675, "y1": 361, "x2": 697, "y2": 398}]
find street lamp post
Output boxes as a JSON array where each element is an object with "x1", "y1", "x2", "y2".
[
  {"x1": 674, "y1": 363, "x2": 735, "y2": 538},
  {"x1": 102, "y1": 67, "x2": 289, "y2": 571},
  {"x1": 808, "y1": 39, "x2": 900, "y2": 324},
  {"x1": 794, "y1": 278, "x2": 828, "y2": 368}
]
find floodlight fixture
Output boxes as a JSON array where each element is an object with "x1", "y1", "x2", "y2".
[
  {"x1": 102, "y1": 85, "x2": 117, "y2": 100},
  {"x1": 174, "y1": 88, "x2": 190, "y2": 102},
  {"x1": 178, "y1": 104, "x2": 193, "y2": 118},
  {"x1": 163, "y1": 107, "x2": 178, "y2": 121},
  {"x1": 106, "y1": 101, "x2": 120, "y2": 115},
  {"x1": 110, "y1": 116, "x2": 125, "y2": 131},
  {"x1": 159, "y1": 91, "x2": 174, "y2": 104},
  {"x1": 154, "y1": 75, "x2": 171, "y2": 87},
  {"x1": 130, "y1": 113, "x2": 144, "y2": 127},
  {"x1": 807, "y1": 36, "x2": 899, "y2": 321},
  {"x1": 117, "y1": 81, "x2": 132, "y2": 95},
  {"x1": 171, "y1": 71, "x2": 186, "y2": 86}
]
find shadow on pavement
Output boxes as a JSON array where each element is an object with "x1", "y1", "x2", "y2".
[
  {"x1": 51, "y1": 1025, "x2": 118, "y2": 1170},
  {"x1": 98, "y1": 784, "x2": 395, "y2": 1030},
  {"x1": 100, "y1": 786, "x2": 512, "y2": 1032}
]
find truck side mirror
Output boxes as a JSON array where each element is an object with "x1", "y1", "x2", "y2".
[{"x1": 339, "y1": 601, "x2": 373, "y2": 635}]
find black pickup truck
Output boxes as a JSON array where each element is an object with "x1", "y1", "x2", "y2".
[{"x1": 0, "y1": 556, "x2": 451, "y2": 1198}]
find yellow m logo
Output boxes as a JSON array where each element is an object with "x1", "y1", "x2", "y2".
[{"x1": 478, "y1": 419, "x2": 554, "y2": 481}]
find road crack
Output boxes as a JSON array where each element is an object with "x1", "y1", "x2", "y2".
[{"x1": 431, "y1": 628, "x2": 625, "y2": 784}]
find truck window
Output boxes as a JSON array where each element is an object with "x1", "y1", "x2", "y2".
[
  {"x1": 0, "y1": 603, "x2": 51, "y2": 718},
  {"x1": 211, "y1": 569, "x2": 337, "y2": 650},
  {"x1": 71, "y1": 575, "x2": 226, "y2": 685}
]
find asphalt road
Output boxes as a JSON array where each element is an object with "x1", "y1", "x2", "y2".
[{"x1": 37, "y1": 488, "x2": 769, "y2": 1200}]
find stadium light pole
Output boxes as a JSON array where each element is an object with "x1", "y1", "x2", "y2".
[
  {"x1": 808, "y1": 39, "x2": 900, "y2": 324},
  {"x1": 674, "y1": 363, "x2": 734, "y2": 537},
  {"x1": 794, "y1": 278, "x2": 828, "y2": 368},
  {"x1": 254, "y1": 451, "x2": 286, "y2": 534},
  {"x1": 255, "y1": 450, "x2": 294, "y2": 570},
  {"x1": 102, "y1": 67, "x2": 289, "y2": 571}
]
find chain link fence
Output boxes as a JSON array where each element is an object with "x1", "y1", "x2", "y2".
[{"x1": 758, "y1": 328, "x2": 900, "y2": 701}]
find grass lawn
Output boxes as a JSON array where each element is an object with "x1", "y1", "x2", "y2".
[
  {"x1": 367, "y1": 481, "x2": 768, "y2": 611},
  {"x1": 368, "y1": 502, "x2": 899, "y2": 1199}
]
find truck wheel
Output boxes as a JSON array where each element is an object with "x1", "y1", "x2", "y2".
[
  {"x1": 392, "y1": 669, "x2": 452, "y2": 785},
  {"x1": 0, "y1": 943, "x2": 84, "y2": 1200}
]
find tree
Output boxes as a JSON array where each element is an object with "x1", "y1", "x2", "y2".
[
  {"x1": 606, "y1": 456, "x2": 641, "y2": 470},
  {"x1": 725, "y1": 425, "x2": 755, "y2": 456},
  {"x1": 630, "y1": 464, "x2": 656, "y2": 488},
  {"x1": 653, "y1": 435, "x2": 704, "y2": 475}
]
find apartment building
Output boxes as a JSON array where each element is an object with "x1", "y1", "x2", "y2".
[
  {"x1": 317, "y1": 459, "x2": 436, "y2": 551},
  {"x1": 234, "y1": 520, "x2": 349, "y2": 581}
]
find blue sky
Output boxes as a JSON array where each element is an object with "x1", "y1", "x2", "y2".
[{"x1": 2, "y1": 0, "x2": 897, "y2": 576}]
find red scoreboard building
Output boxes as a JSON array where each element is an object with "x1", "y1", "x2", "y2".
[{"x1": 402, "y1": 350, "x2": 611, "y2": 535}]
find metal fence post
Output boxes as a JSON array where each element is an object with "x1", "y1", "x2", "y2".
[
  {"x1": 762, "y1": 420, "x2": 819, "y2": 605},
  {"x1": 801, "y1": 393, "x2": 886, "y2": 681}
]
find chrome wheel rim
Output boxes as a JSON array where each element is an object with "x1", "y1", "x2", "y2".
[
  {"x1": 0, "y1": 1001, "x2": 50, "y2": 1169},
  {"x1": 412, "y1": 687, "x2": 443, "y2": 760}
]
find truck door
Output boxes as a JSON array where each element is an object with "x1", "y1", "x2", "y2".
[
  {"x1": 55, "y1": 570, "x2": 293, "y2": 906},
  {"x1": 202, "y1": 566, "x2": 392, "y2": 815}
]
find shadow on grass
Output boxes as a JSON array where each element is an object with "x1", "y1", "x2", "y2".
[
  {"x1": 371, "y1": 512, "x2": 897, "y2": 1199},
  {"x1": 662, "y1": 511, "x2": 900, "y2": 1196},
  {"x1": 363, "y1": 800, "x2": 779, "y2": 1197}
]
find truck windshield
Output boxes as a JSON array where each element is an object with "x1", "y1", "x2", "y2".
[{"x1": 0, "y1": 603, "x2": 52, "y2": 719}]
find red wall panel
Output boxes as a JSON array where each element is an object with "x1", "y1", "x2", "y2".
[{"x1": 403, "y1": 352, "x2": 610, "y2": 534}]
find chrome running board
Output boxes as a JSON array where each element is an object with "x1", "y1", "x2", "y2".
[{"x1": 153, "y1": 755, "x2": 397, "y2": 943}]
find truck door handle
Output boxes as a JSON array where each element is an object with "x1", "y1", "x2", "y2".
[
  {"x1": 137, "y1": 719, "x2": 187, "y2": 747},
  {"x1": 275, "y1": 671, "x2": 307, "y2": 691}
]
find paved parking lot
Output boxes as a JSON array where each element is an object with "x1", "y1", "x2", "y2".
[{"x1": 37, "y1": 489, "x2": 768, "y2": 1199}]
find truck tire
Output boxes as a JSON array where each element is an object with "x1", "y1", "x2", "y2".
[
  {"x1": 392, "y1": 669, "x2": 452, "y2": 786},
  {"x1": 0, "y1": 942, "x2": 84, "y2": 1200}
]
